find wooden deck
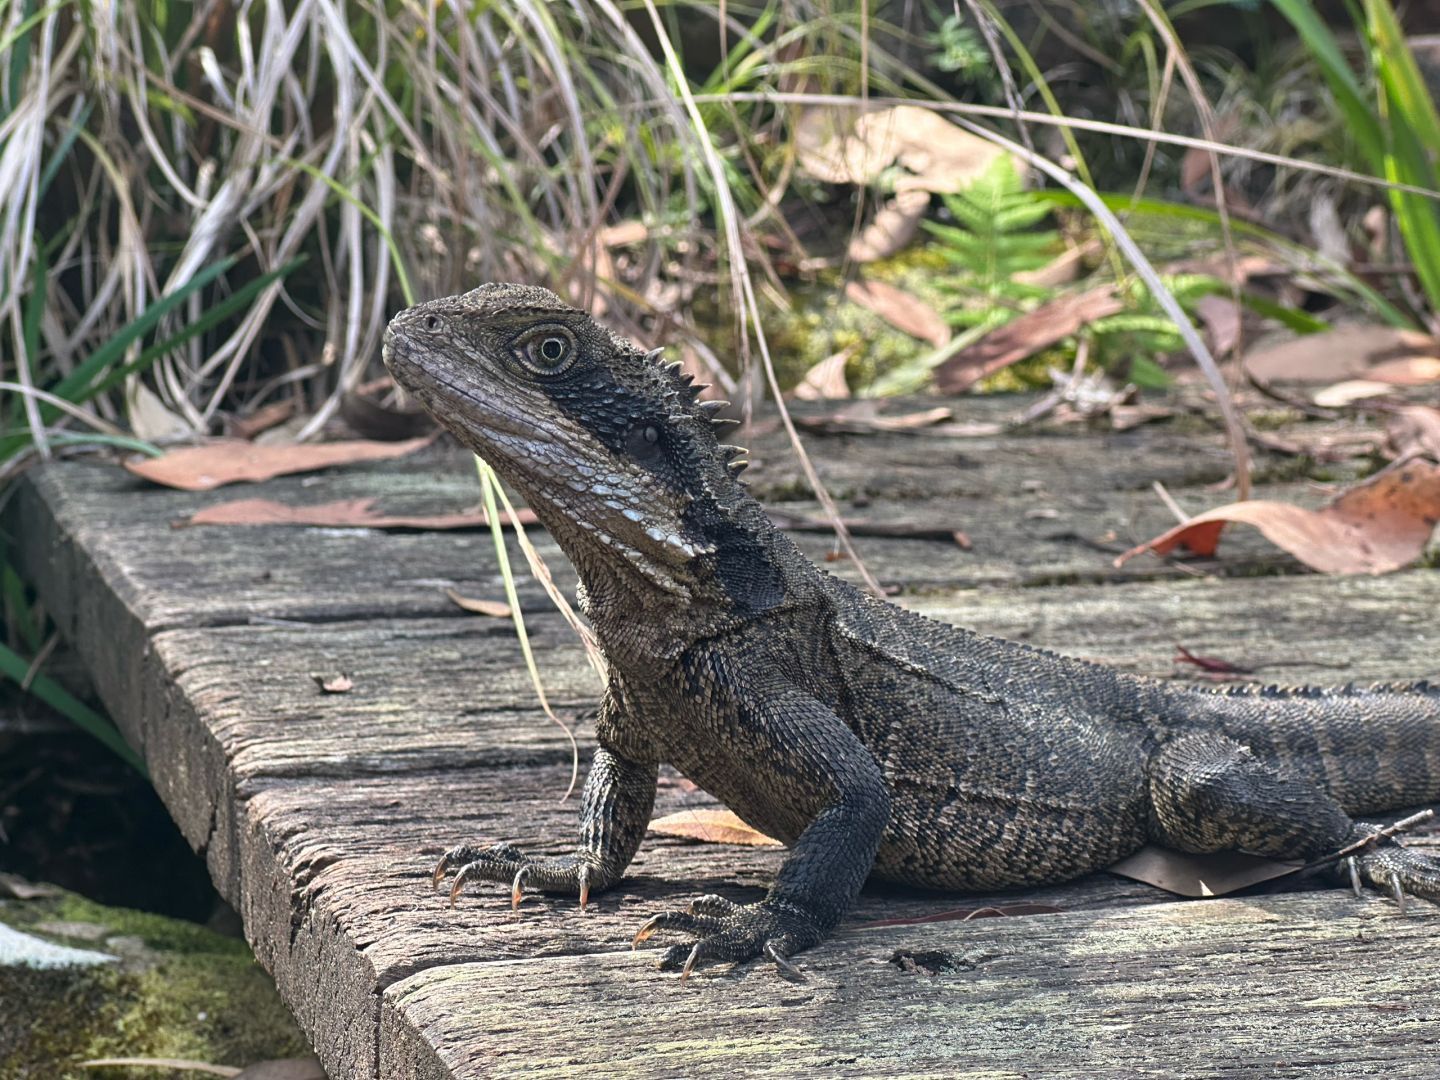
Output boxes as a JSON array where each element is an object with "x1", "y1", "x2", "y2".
[{"x1": 11, "y1": 394, "x2": 1440, "y2": 1078}]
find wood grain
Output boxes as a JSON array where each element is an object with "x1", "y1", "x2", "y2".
[{"x1": 10, "y1": 395, "x2": 1438, "y2": 1078}]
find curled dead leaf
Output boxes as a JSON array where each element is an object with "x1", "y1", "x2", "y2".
[
  {"x1": 1116, "y1": 458, "x2": 1440, "y2": 574},
  {"x1": 647, "y1": 809, "x2": 781, "y2": 847},
  {"x1": 444, "y1": 589, "x2": 512, "y2": 618},
  {"x1": 125, "y1": 437, "x2": 433, "y2": 491},
  {"x1": 791, "y1": 345, "x2": 856, "y2": 401},
  {"x1": 796, "y1": 104, "x2": 1011, "y2": 194},
  {"x1": 847, "y1": 189, "x2": 931, "y2": 263},
  {"x1": 312, "y1": 673, "x2": 353, "y2": 694}
]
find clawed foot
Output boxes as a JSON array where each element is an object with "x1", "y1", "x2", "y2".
[
  {"x1": 631, "y1": 895, "x2": 822, "y2": 982},
  {"x1": 1329, "y1": 818, "x2": 1440, "y2": 914},
  {"x1": 432, "y1": 843, "x2": 594, "y2": 909}
]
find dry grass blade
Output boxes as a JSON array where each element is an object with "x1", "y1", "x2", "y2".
[{"x1": 476, "y1": 459, "x2": 582, "y2": 802}]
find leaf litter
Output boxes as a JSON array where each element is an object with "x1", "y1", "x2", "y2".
[
  {"x1": 125, "y1": 436, "x2": 433, "y2": 490},
  {"x1": 1117, "y1": 457, "x2": 1440, "y2": 575}
]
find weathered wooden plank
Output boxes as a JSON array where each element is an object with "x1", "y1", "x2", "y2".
[
  {"x1": 380, "y1": 894, "x2": 1440, "y2": 1079},
  {"x1": 9, "y1": 396, "x2": 1438, "y2": 1080},
  {"x1": 229, "y1": 764, "x2": 1170, "y2": 1076},
  {"x1": 13, "y1": 447, "x2": 1350, "y2": 697}
]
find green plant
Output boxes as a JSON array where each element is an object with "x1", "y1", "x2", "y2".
[
  {"x1": 1272, "y1": 0, "x2": 1440, "y2": 327},
  {"x1": 923, "y1": 156, "x2": 1063, "y2": 329}
]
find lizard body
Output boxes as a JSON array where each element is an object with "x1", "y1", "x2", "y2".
[{"x1": 383, "y1": 283, "x2": 1440, "y2": 976}]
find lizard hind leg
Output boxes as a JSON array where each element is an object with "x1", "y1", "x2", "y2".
[
  {"x1": 1145, "y1": 732, "x2": 1353, "y2": 860},
  {"x1": 1146, "y1": 732, "x2": 1440, "y2": 908}
]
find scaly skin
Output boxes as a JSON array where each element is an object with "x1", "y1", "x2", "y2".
[{"x1": 383, "y1": 283, "x2": 1440, "y2": 979}]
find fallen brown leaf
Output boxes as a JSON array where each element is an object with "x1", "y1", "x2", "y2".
[
  {"x1": 1115, "y1": 458, "x2": 1440, "y2": 574},
  {"x1": 227, "y1": 400, "x2": 296, "y2": 440},
  {"x1": 312, "y1": 673, "x2": 353, "y2": 694},
  {"x1": 1194, "y1": 294, "x2": 1242, "y2": 358},
  {"x1": 847, "y1": 189, "x2": 932, "y2": 263},
  {"x1": 1387, "y1": 406, "x2": 1440, "y2": 460},
  {"x1": 1109, "y1": 844, "x2": 1300, "y2": 897},
  {"x1": 444, "y1": 589, "x2": 512, "y2": 618},
  {"x1": 1012, "y1": 239, "x2": 1100, "y2": 289},
  {"x1": 795, "y1": 104, "x2": 1009, "y2": 194},
  {"x1": 1244, "y1": 324, "x2": 1438, "y2": 386},
  {"x1": 178, "y1": 497, "x2": 536, "y2": 531},
  {"x1": 792, "y1": 401, "x2": 964, "y2": 435},
  {"x1": 791, "y1": 345, "x2": 856, "y2": 401},
  {"x1": 1312, "y1": 380, "x2": 1395, "y2": 407},
  {"x1": 125, "y1": 437, "x2": 432, "y2": 491},
  {"x1": 934, "y1": 287, "x2": 1125, "y2": 393},
  {"x1": 648, "y1": 809, "x2": 781, "y2": 846},
  {"x1": 845, "y1": 279, "x2": 950, "y2": 348}
]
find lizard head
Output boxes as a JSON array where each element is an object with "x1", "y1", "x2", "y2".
[{"x1": 383, "y1": 283, "x2": 758, "y2": 597}]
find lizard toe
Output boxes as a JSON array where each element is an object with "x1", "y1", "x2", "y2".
[
  {"x1": 435, "y1": 843, "x2": 594, "y2": 907},
  {"x1": 1355, "y1": 844, "x2": 1440, "y2": 906},
  {"x1": 636, "y1": 898, "x2": 823, "y2": 979}
]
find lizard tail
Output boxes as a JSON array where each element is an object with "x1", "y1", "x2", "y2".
[{"x1": 1163, "y1": 679, "x2": 1440, "y2": 815}]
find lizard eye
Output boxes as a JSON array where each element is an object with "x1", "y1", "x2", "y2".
[
  {"x1": 513, "y1": 324, "x2": 577, "y2": 376},
  {"x1": 423, "y1": 314, "x2": 442, "y2": 332}
]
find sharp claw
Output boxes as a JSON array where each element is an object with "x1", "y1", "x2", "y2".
[
  {"x1": 1348, "y1": 856, "x2": 1362, "y2": 899},
  {"x1": 448, "y1": 864, "x2": 474, "y2": 908},
  {"x1": 1392, "y1": 872, "x2": 1407, "y2": 915},
  {"x1": 679, "y1": 943, "x2": 702, "y2": 983},
  {"x1": 764, "y1": 941, "x2": 806, "y2": 982},
  {"x1": 432, "y1": 854, "x2": 451, "y2": 891},
  {"x1": 511, "y1": 866, "x2": 529, "y2": 910},
  {"x1": 632, "y1": 914, "x2": 662, "y2": 949}
]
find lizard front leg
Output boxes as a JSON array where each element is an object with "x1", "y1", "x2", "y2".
[
  {"x1": 633, "y1": 680, "x2": 891, "y2": 980},
  {"x1": 435, "y1": 742, "x2": 657, "y2": 909}
]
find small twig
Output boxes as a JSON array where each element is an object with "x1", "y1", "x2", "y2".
[
  {"x1": 1298, "y1": 809, "x2": 1435, "y2": 874},
  {"x1": 1151, "y1": 480, "x2": 1190, "y2": 525}
]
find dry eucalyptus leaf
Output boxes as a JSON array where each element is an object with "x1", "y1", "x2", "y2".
[
  {"x1": 444, "y1": 588, "x2": 512, "y2": 618},
  {"x1": 847, "y1": 188, "x2": 931, "y2": 263},
  {"x1": 1109, "y1": 844, "x2": 1300, "y2": 897},
  {"x1": 845, "y1": 280, "x2": 950, "y2": 348},
  {"x1": 935, "y1": 287, "x2": 1124, "y2": 393},
  {"x1": 1116, "y1": 458, "x2": 1440, "y2": 575},
  {"x1": 126, "y1": 437, "x2": 432, "y2": 491},
  {"x1": 795, "y1": 104, "x2": 1010, "y2": 194},
  {"x1": 648, "y1": 809, "x2": 781, "y2": 847},
  {"x1": 1243, "y1": 325, "x2": 1438, "y2": 385},
  {"x1": 791, "y1": 345, "x2": 855, "y2": 401},
  {"x1": 1387, "y1": 406, "x2": 1440, "y2": 460},
  {"x1": 312, "y1": 673, "x2": 353, "y2": 694},
  {"x1": 1312, "y1": 380, "x2": 1395, "y2": 407}
]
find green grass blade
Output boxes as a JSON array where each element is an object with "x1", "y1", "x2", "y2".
[
  {"x1": 0, "y1": 641, "x2": 147, "y2": 776},
  {"x1": 47, "y1": 255, "x2": 238, "y2": 409},
  {"x1": 83, "y1": 257, "x2": 306, "y2": 405},
  {"x1": 1366, "y1": 0, "x2": 1440, "y2": 312},
  {"x1": 1269, "y1": 0, "x2": 1386, "y2": 168}
]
